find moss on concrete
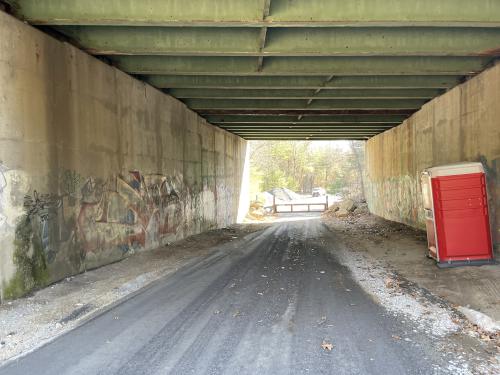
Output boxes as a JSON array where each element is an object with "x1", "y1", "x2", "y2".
[{"x1": 3, "y1": 215, "x2": 49, "y2": 299}]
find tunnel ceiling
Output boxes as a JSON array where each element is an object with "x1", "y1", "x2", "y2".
[{"x1": 6, "y1": 0, "x2": 500, "y2": 140}]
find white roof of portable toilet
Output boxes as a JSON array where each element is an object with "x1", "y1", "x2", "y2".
[{"x1": 425, "y1": 162, "x2": 484, "y2": 178}]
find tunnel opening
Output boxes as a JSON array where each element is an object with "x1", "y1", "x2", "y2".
[{"x1": 245, "y1": 140, "x2": 365, "y2": 222}]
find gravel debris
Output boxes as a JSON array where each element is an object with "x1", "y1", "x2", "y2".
[{"x1": 332, "y1": 245, "x2": 459, "y2": 337}]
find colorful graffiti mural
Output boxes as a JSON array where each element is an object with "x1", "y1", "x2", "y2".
[
  {"x1": 2, "y1": 167, "x2": 187, "y2": 269},
  {"x1": 1, "y1": 165, "x2": 227, "y2": 299},
  {"x1": 77, "y1": 172, "x2": 183, "y2": 255}
]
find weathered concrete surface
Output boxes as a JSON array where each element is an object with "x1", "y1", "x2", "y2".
[
  {"x1": 0, "y1": 11, "x2": 247, "y2": 300},
  {"x1": 365, "y1": 62, "x2": 500, "y2": 246}
]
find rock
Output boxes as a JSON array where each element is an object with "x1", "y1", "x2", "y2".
[
  {"x1": 354, "y1": 204, "x2": 369, "y2": 214},
  {"x1": 340, "y1": 199, "x2": 356, "y2": 212},
  {"x1": 335, "y1": 208, "x2": 350, "y2": 218},
  {"x1": 322, "y1": 204, "x2": 340, "y2": 217},
  {"x1": 458, "y1": 306, "x2": 500, "y2": 334}
]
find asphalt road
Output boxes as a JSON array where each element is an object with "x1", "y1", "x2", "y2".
[{"x1": 1, "y1": 218, "x2": 442, "y2": 375}]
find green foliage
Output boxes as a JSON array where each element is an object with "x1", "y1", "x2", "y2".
[
  {"x1": 250, "y1": 140, "x2": 365, "y2": 199},
  {"x1": 328, "y1": 179, "x2": 344, "y2": 194}
]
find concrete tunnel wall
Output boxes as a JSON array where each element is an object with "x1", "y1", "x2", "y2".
[
  {"x1": 365, "y1": 62, "x2": 500, "y2": 247},
  {"x1": 0, "y1": 12, "x2": 248, "y2": 300}
]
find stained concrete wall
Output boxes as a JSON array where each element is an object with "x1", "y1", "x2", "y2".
[
  {"x1": 365, "y1": 62, "x2": 500, "y2": 247},
  {"x1": 0, "y1": 11, "x2": 247, "y2": 300}
]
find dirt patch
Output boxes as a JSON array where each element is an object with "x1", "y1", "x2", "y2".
[
  {"x1": 0, "y1": 224, "x2": 268, "y2": 364},
  {"x1": 323, "y1": 212, "x2": 500, "y2": 319},
  {"x1": 322, "y1": 215, "x2": 500, "y2": 373}
]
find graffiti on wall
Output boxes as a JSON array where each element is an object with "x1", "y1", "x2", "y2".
[
  {"x1": 2, "y1": 166, "x2": 188, "y2": 267},
  {"x1": 52, "y1": 171, "x2": 185, "y2": 263},
  {"x1": 1, "y1": 164, "x2": 225, "y2": 298},
  {"x1": 365, "y1": 175, "x2": 422, "y2": 228},
  {"x1": 76, "y1": 171, "x2": 183, "y2": 256}
]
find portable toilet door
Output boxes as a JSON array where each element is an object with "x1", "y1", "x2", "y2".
[{"x1": 421, "y1": 162, "x2": 494, "y2": 268}]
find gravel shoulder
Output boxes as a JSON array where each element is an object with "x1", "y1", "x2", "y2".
[
  {"x1": 322, "y1": 212, "x2": 500, "y2": 321},
  {"x1": 322, "y1": 212, "x2": 500, "y2": 372}
]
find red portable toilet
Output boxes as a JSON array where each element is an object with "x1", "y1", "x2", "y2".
[{"x1": 421, "y1": 162, "x2": 494, "y2": 267}]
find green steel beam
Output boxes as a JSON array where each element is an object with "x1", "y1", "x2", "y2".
[
  {"x1": 231, "y1": 133, "x2": 383, "y2": 138},
  {"x1": 198, "y1": 109, "x2": 415, "y2": 115},
  {"x1": 224, "y1": 128, "x2": 391, "y2": 132},
  {"x1": 216, "y1": 122, "x2": 400, "y2": 127},
  {"x1": 235, "y1": 134, "x2": 379, "y2": 138},
  {"x1": 230, "y1": 129, "x2": 380, "y2": 134},
  {"x1": 113, "y1": 56, "x2": 491, "y2": 75},
  {"x1": 234, "y1": 133, "x2": 380, "y2": 139},
  {"x1": 9, "y1": 0, "x2": 498, "y2": 141},
  {"x1": 6, "y1": 0, "x2": 265, "y2": 25},
  {"x1": 269, "y1": 0, "x2": 500, "y2": 27},
  {"x1": 183, "y1": 99, "x2": 428, "y2": 110},
  {"x1": 218, "y1": 124, "x2": 394, "y2": 129},
  {"x1": 205, "y1": 115, "x2": 406, "y2": 123},
  {"x1": 241, "y1": 136, "x2": 370, "y2": 140},
  {"x1": 56, "y1": 26, "x2": 500, "y2": 56},
  {"x1": 145, "y1": 75, "x2": 462, "y2": 89},
  {"x1": 264, "y1": 28, "x2": 500, "y2": 57},
  {"x1": 8, "y1": 0, "x2": 500, "y2": 27},
  {"x1": 168, "y1": 88, "x2": 442, "y2": 99},
  {"x1": 225, "y1": 132, "x2": 391, "y2": 136},
  {"x1": 57, "y1": 26, "x2": 261, "y2": 55}
]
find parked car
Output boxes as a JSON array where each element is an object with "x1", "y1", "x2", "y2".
[{"x1": 312, "y1": 187, "x2": 326, "y2": 197}]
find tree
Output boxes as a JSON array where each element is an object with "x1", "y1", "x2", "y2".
[{"x1": 249, "y1": 140, "x2": 366, "y2": 200}]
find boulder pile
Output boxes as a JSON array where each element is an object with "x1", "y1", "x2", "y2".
[{"x1": 324, "y1": 199, "x2": 369, "y2": 218}]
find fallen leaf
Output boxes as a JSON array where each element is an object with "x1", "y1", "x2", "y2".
[
  {"x1": 385, "y1": 277, "x2": 398, "y2": 288},
  {"x1": 321, "y1": 340, "x2": 334, "y2": 351}
]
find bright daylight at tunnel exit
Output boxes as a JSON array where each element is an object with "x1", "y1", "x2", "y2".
[{"x1": 0, "y1": 1, "x2": 499, "y2": 374}]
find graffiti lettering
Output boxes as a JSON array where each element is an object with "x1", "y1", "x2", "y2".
[
  {"x1": 60, "y1": 169, "x2": 83, "y2": 199},
  {"x1": 5, "y1": 168, "x2": 188, "y2": 266},
  {"x1": 23, "y1": 190, "x2": 61, "y2": 222},
  {"x1": 76, "y1": 171, "x2": 183, "y2": 255}
]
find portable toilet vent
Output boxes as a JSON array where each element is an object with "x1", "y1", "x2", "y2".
[{"x1": 421, "y1": 162, "x2": 494, "y2": 268}]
